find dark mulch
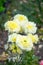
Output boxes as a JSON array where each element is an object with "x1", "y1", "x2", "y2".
[
  {"x1": 34, "y1": 41, "x2": 43, "y2": 60},
  {"x1": 0, "y1": 30, "x2": 8, "y2": 54}
]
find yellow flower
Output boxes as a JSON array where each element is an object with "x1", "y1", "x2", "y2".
[
  {"x1": 9, "y1": 43, "x2": 22, "y2": 54},
  {"x1": 9, "y1": 43, "x2": 17, "y2": 53},
  {"x1": 17, "y1": 15, "x2": 26, "y2": 22},
  {"x1": 27, "y1": 34, "x2": 39, "y2": 44},
  {"x1": 14, "y1": 14, "x2": 28, "y2": 22},
  {"x1": 4, "y1": 21, "x2": 20, "y2": 33},
  {"x1": 8, "y1": 33, "x2": 17, "y2": 43},
  {"x1": 16, "y1": 35, "x2": 33, "y2": 51},
  {"x1": 16, "y1": 46, "x2": 22, "y2": 54},
  {"x1": 17, "y1": 48, "x2": 22, "y2": 54},
  {"x1": 12, "y1": 49, "x2": 16, "y2": 53},
  {"x1": 13, "y1": 14, "x2": 29, "y2": 33},
  {"x1": 13, "y1": 14, "x2": 28, "y2": 26},
  {"x1": 24, "y1": 22, "x2": 37, "y2": 34},
  {"x1": 27, "y1": 24, "x2": 33, "y2": 30},
  {"x1": 9, "y1": 43, "x2": 16, "y2": 50}
]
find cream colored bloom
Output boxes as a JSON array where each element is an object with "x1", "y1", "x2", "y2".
[
  {"x1": 13, "y1": 14, "x2": 28, "y2": 26},
  {"x1": 8, "y1": 33, "x2": 17, "y2": 42},
  {"x1": 16, "y1": 35, "x2": 33, "y2": 51},
  {"x1": 24, "y1": 22, "x2": 37, "y2": 34},
  {"x1": 27, "y1": 34, "x2": 39, "y2": 44},
  {"x1": 4, "y1": 21, "x2": 20, "y2": 33}
]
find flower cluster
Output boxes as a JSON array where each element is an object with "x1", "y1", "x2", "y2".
[{"x1": 4, "y1": 14, "x2": 39, "y2": 62}]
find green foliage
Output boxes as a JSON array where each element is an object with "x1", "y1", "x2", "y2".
[
  {"x1": 0, "y1": 6, "x2": 5, "y2": 12},
  {"x1": 5, "y1": 50, "x2": 39, "y2": 65},
  {"x1": 0, "y1": 0, "x2": 6, "y2": 12},
  {"x1": 0, "y1": 50, "x2": 39, "y2": 65}
]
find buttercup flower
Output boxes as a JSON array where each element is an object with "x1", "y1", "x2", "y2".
[
  {"x1": 4, "y1": 21, "x2": 20, "y2": 33},
  {"x1": 24, "y1": 21, "x2": 37, "y2": 34},
  {"x1": 27, "y1": 34, "x2": 39, "y2": 44},
  {"x1": 8, "y1": 33, "x2": 17, "y2": 43},
  {"x1": 16, "y1": 35, "x2": 33, "y2": 51}
]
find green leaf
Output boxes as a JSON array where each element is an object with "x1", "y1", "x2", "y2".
[{"x1": 0, "y1": 6, "x2": 5, "y2": 12}]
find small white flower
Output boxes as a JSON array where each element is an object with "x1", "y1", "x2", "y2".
[
  {"x1": 8, "y1": 57, "x2": 12, "y2": 62},
  {"x1": 4, "y1": 21, "x2": 20, "y2": 33},
  {"x1": 12, "y1": 57, "x2": 17, "y2": 62},
  {"x1": 24, "y1": 21, "x2": 37, "y2": 34},
  {"x1": 4, "y1": 44, "x2": 8, "y2": 50},
  {"x1": 16, "y1": 35, "x2": 33, "y2": 51},
  {"x1": 8, "y1": 33, "x2": 18, "y2": 42}
]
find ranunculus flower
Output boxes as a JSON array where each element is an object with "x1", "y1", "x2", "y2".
[
  {"x1": 4, "y1": 21, "x2": 20, "y2": 33},
  {"x1": 24, "y1": 21, "x2": 37, "y2": 34},
  {"x1": 16, "y1": 35, "x2": 33, "y2": 51},
  {"x1": 27, "y1": 34, "x2": 39, "y2": 44},
  {"x1": 8, "y1": 33, "x2": 17, "y2": 43},
  {"x1": 13, "y1": 14, "x2": 28, "y2": 26}
]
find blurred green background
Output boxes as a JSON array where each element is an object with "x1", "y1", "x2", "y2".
[{"x1": 0, "y1": 0, "x2": 43, "y2": 30}]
